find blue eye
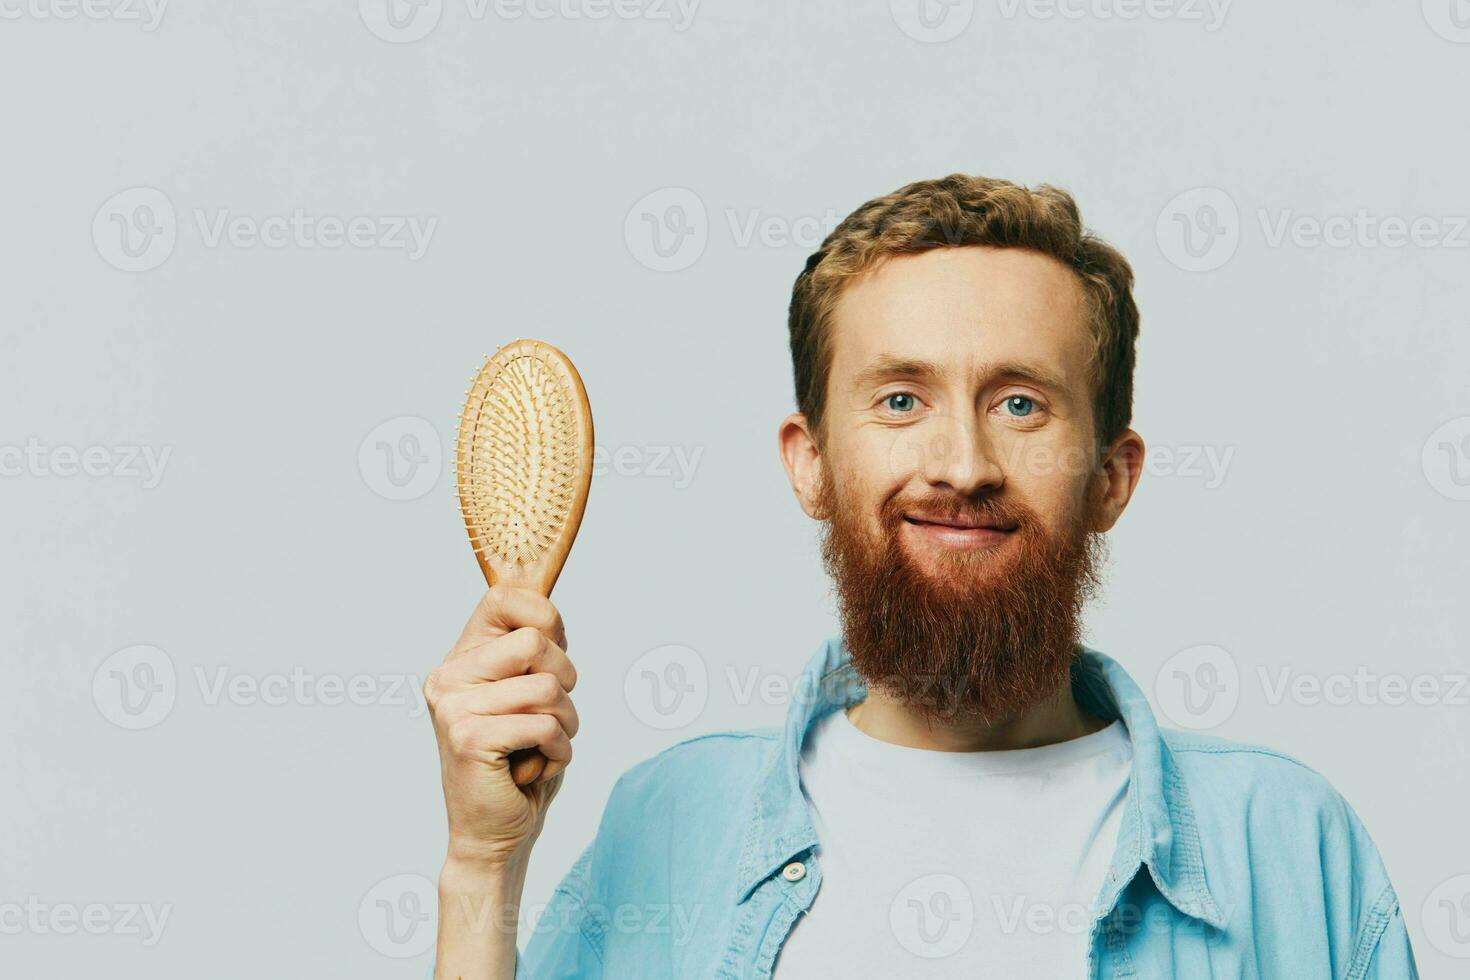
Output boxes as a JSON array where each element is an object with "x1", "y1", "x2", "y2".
[
  {"x1": 885, "y1": 393, "x2": 917, "y2": 413},
  {"x1": 1005, "y1": 396, "x2": 1035, "y2": 417}
]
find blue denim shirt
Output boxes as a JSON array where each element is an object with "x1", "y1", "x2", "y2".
[{"x1": 482, "y1": 636, "x2": 1417, "y2": 978}]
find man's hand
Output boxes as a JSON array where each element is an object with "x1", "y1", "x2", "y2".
[
  {"x1": 426, "y1": 585, "x2": 580, "y2": 869},
  {"x1": 428, "y1": 586, "x2": 580, "y2": 978}
]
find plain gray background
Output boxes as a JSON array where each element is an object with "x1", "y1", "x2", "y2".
[{"x1": 3, "y1": 0, "x2": 1468, "y2": 976}]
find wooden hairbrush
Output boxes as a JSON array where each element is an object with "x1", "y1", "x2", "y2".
[{"x1": 455, "y1": 338, "x2": 594, "y2": 786}]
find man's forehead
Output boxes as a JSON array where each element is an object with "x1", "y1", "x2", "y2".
[{"x1": 829, "y1": 247, "x2": 1091, "y2": 385}]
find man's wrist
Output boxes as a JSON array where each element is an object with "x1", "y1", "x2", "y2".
[
  {"x1": 439, "y1": 850, "x2": 530, "y2": 892},
  {"x1": 439, "y1": 853, "x2": 529, "y2": 939},
  {"x1": 444, "y1": 833, "x2": 537, "y2": 873}
]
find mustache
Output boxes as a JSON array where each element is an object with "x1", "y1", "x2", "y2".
[{"x1": 880, "y1": 492, "x2": 1039, "y2": 530}]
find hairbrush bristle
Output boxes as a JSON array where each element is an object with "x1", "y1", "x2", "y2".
[{"x1": 456, "y1": 349, "x2": 581, "y2": 567}]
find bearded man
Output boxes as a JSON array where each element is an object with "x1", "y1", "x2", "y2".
[{"x1": 425, "y1": 174, "x2": 1418, "y2": 979}]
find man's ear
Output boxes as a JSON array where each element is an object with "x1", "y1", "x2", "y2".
[
  {"x1": 1092, "y1": 427, "x2": 1145, "y2": 533},
  {"x1": 778, "y1": 412, "x2": 828, "y2": 520}
]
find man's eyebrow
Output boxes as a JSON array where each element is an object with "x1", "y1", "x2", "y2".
[
  {"x1": 850, "y1": 354, "x2": 944, "y2": 389},
  {"x1": 985, "y1": 360, "x2": 1070, "y2": 393},
  {"x1": 850, "y1": 354, "x2": 1071, "y2": 393}
]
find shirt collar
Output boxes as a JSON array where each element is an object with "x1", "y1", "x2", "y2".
[{"x1": 734, "y1": 635, "x2": 1228, "y2": 931}]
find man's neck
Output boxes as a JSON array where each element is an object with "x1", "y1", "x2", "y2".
[{"x1": 845, "y1": 682, "x2": 1110, "y2": 752}]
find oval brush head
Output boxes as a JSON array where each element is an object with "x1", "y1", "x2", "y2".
[{"x1": 455, "y1": 338, "x2": 594, "y2": 785}]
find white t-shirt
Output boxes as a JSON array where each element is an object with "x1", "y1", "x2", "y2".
[{"x1": 773, "y1": 707, "x2": 1132, "y2": 978}]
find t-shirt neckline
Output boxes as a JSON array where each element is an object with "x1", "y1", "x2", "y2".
[{"x1": 824, "y1": 708, "x2": 1130, "y2": 778}]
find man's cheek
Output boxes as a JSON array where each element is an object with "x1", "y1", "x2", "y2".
[{"x1": 874, "y1": 423, "x2": 938, "y2": 484}]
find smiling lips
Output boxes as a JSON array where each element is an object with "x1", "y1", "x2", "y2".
[{"x1": 901, "y1": 510, "x2": 1018, "y2": 549}]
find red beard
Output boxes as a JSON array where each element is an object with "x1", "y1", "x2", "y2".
[{"x1": 816, "y1": 467, "x2": 1106, "y2": 725}]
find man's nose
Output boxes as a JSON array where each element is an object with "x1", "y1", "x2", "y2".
[{"x1": 920, "y1": 414, "x2": 1005, "y2": 495}]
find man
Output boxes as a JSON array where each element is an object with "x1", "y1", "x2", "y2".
[{"x1": 424, "y1": 174, "x2": 1418, "y2": 978}]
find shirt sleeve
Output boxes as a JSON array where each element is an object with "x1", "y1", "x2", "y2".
[
  {"x1": 1354, "y1": 901, "x2": 1420, "y2": 980},
  {"x1": 519, "y1": 841, "x2": 600, "y2": 978}
]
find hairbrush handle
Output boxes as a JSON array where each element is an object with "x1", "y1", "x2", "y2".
[
  {"x1": 465, "y1": 562, "x2": 554, "y2": 786},
  {"x1": 456, "y1": 339, "x2": 594, "y2": 787},
  {"x1": 479, "y1": 559, "x2": 554, "y2": 787}
]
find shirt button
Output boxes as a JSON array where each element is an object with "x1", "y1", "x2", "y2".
[{"x1": 782, "y1": 861, "x2": 806, "y2": 882}]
